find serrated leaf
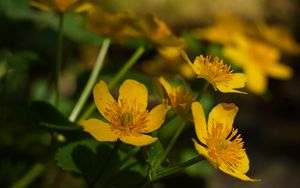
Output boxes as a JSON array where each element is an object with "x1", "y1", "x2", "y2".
[
  {"x1": 55, "y1": 139, "x2": 114, "y2": 184},
  {"x1": 55, "y1": 140, "x2": 96, "y2": 173}
]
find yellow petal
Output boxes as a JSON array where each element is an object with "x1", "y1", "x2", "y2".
[
  {"x1": 157, "y1": 46, "x2": 181, "y2": 61},
  {"x1": 93, "y1": 80, "x2": 117, "y2": 119},
  {"x1": 180, "y1": 50, "x2": 200, "y2": 75},
  {"x1": 267, "y1": 63, "x2": 293, "y2": 80},
  {"x1": 222, "y1": 46, "x2": 246, "y2": 67},
  {"x1": 179, "y1": 63, "x2": 195, "y2": 79},
  {"x1": 216, "y1": 73, "x2": 247, "y2": 94},
  {"x1": 156, "y1": 77, "x2": 170, "y2": 103},
  {"x1": 193, "y1": 139, "x2": 209, "y2": 157},
  {"x1": 207, "y1": 103, "x2": 238, "y2": 134},
  {"x1": 80, "y1": 118, "x2": 118, "y2": 142},
  {"x1": 237, "y1": 151, "x2": 250, "y2": 173},
  {"x1": 120, "y1": 134, "x2": 157, "y2": 146},
  {"x1": 159, "y1": 77, "x2": 172, "y2": 95},
  {"x1": 73, "y1": 2, "x2": 94, "y2": 13},
  {"x1": 141, "y1": 104, "x2": 170, "y2": 133},
  {"x1": 118, "y1": 79, "x2": 148, "y2": 111},
  {"x1": 191, "y1": 102, "x2": 207, "y2": 144},
  {"x1": 219, "y1": 164, "x2": 260, "y2": 182},
  {"x1": 244, "y1": 65, "x2": 267, "y2": 94},
  {"x1": 29, "y1": 1, "x2": 53, "y2": 12}
]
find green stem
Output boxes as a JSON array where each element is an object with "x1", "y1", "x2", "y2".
[
  {"x1": 11, "y1": 163, "x2": 45, "y2": 188},
  {"x1": 162, "y1": 113, "x2": 176, "y2": 127},
  {"x1": 91, "y1": 141, "x2": 121, "y2": 188},
  {"x1": 154, "y1": 155, "x2": 204, "y2": 182},
  {"x1": 196, "y1": 81, "x2": 209, "y2": 101},
  {"x1": 68, "y1": 38, "x2": 111, "y2": 122},
  {"x1": 157, "y1": 121, "x2": 186, "y2": 167},
  {"x1": 54, "y1": 13, "x2": 64, "y2": 107},
  {"x1": 79, "y1": 46, "x2": 145, "y2": 121},
  {"x1": 108, "y1": 46, "x2": 145, "y2": 89}
]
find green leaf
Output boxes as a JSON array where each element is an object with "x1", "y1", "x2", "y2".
[
  {"x1": 29, "y1": 101, "x2": 79, "y2": 131},
  {"x1": 55, "y1": 139, "x2": 114, "y2": 184},
  {"x1": 55, "y1": 139, "x2": 96, "y2": 173},
  {"x1": 145, "y1": 140, "x2": 166, "y2": 169}
]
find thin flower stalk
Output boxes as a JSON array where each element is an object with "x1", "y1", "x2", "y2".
[{"x1": 69, "y1": 38, "x2": 111, "y2": 122}]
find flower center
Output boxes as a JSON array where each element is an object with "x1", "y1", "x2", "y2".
[
  {"x1": 104, "y1": 99, "x2": 149, "y2": 136},
  {"x1": 121, "y1": 112, "x2": 133, "y2": 126},
  {"x1": 206, "y1": 121, "x2": 244, "y2": 172},
  {"x1": 195, "y1": 55, "x2": 233, "y2": 84},
  {"x1": 169, "y1": 87, "x2": 194, "y2": 107}
]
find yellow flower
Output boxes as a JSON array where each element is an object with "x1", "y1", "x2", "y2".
[
  {"x1": 29, "y1": 0, "x2": 85, "y2": 12},
  {"x1": 181, "y1": 51, "x2": 247, "y2": 94},
  {"x1": 140, "y1": 14, "x2": 184, "y2": 47},
  {"x1": 257, "y1": 22, "x2": 300, "y2": 55},
  {"x1": 82, "y1": 4, "x2": 189, "y2": 77},
  {"x1": 83, "y1": 5, "x2": 183, "y2": 47},
  {"x1": 192, "y1": 14, "x2": 252, "y2": 45},
  {"x1": 80, "y1": 79, "x2": 170, "y2": 147},
  {"x1": 158, "y1": 77, "x2": 195, "y2": 116},
  {"x1": 191, "y1": 102, "x2": 260, "y2": 182},
  {"x1": 142, "y1": 46, "x2": 194, "y2": 79},
  {"x1": 222, "y1": 36, "x2": 293, "y2": 94}
]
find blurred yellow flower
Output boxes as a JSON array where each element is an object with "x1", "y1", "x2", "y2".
[
  {"x1": 142, "y1": 46, "x2": 194, "y2": 79},
  {"x1": 192, "y1": 14, "x2": 252, "y2": 45},
  {"x1": 223, "y1": 36, "x2": 293, "y2": 94},
  {"x1": 158, "y1": 77, "x2": 195, "y2": 116},
  {"x1": 82, "y1": 3, "x2": 190, "y2": 78},
  {"x1": 80, "y1": 79, "x2": 170, "y2": 147},
  {"x1": 191, "y1": 102, "x2": 260, "y2": 182},
  {"x1": 83, "y1": 6, "x2": 144, "y2": 40},
  {"x1": 257, "y1": 22, "x2": 300, "y2": 55},
  {"x1": 83, "y1": 4, "x2": 183, "y2": 47},
  {"x1": 29, "y1": 0, "x2": 86, "y2": 13},
  {"x1": 181, "y1": 51, "x2": 247, "y2": 94}
]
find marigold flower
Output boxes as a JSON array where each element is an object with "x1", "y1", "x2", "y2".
[
  {"x1": 191, "y1": 102, "x2": 260, "y2": 182},
  {"x1": 222, "y1": 36, "x2": 293, "y2": 94},
  {"x1": 83, "y1": 5, "x2": 183, "y2": 47},
  {"x1": 142, "y1": 46, "x2": 194, "y2": 79},
  {"x1": 181, "y1": 51, "x2": 247, "y2": 94},
  {"x1": 257, "y1": 22, "x2": 300, "y2": 55},
  {"x1": 29, "y1": 0, "x2": 86, "y2": 13},
  {"x1": 80, "y1": 79, "x2": 170, "y2": 147},
  {"x1": 192, "y1": 14, "x2": 252, "y2": 45},
  {"x1": 158, "y1": 77, "x2": 195, "y2": 116}
]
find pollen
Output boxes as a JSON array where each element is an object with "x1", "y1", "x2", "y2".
[
  {"x1": 206, "y1": 120, "x2": 245, "y2": 172},
  {"x1": 103, "y1": 98, "x2": 149, "y2": 136},
  {"x1": 195, "y1": 55, "x2": 233, "y2": 85}
]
